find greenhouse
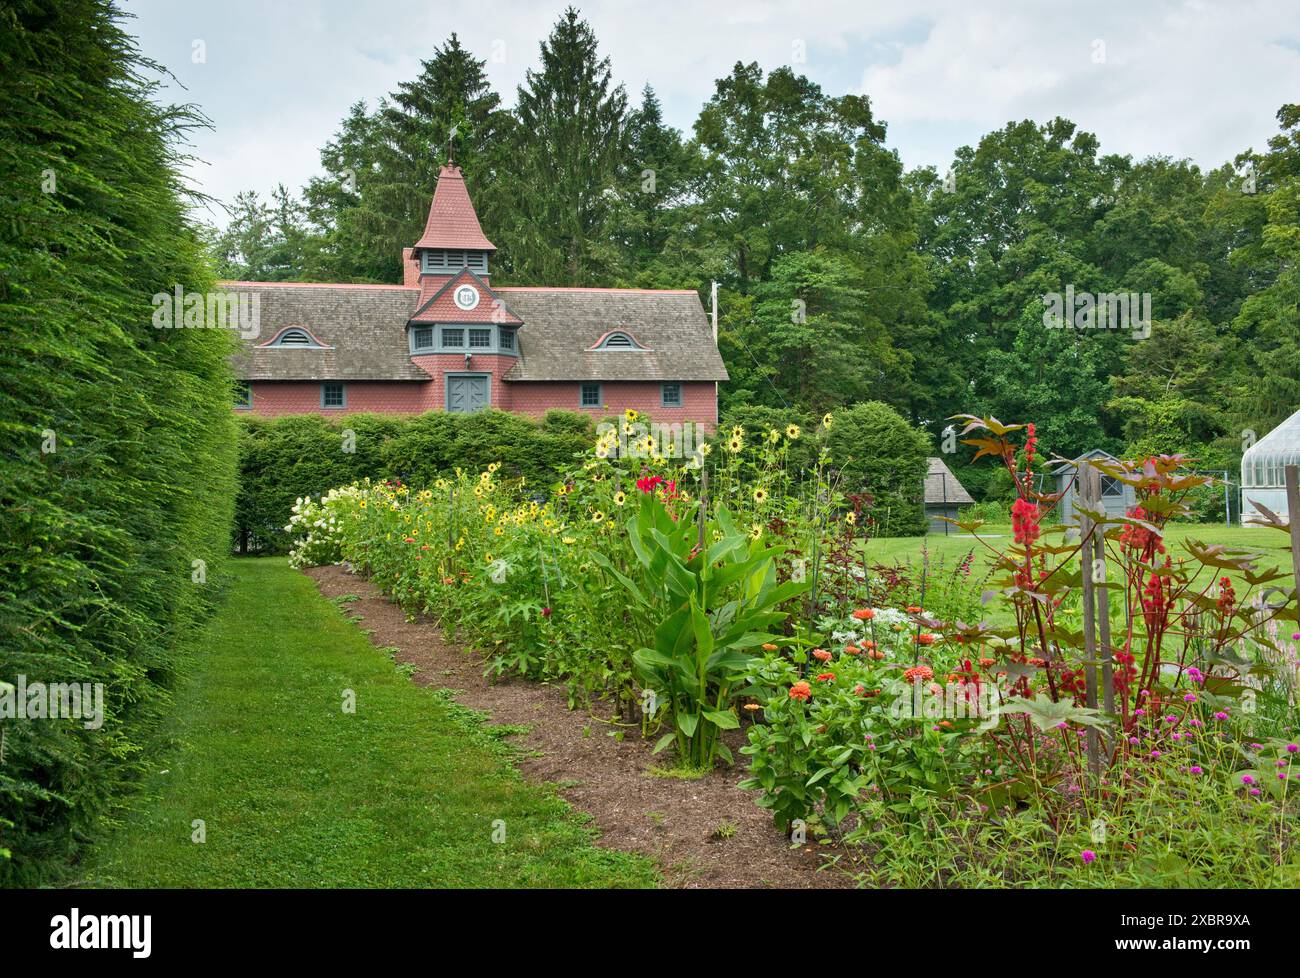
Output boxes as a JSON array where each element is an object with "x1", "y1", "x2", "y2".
[{"x1": 1240, "y1": 406, "x2": 1300, "y2": 524}]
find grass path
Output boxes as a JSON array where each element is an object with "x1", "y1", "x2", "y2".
[{"x1": 82, "y1": 558, "x2": 657, "y2": 888}]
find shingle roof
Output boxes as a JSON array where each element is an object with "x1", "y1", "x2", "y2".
[
  {"x1": 924, "y1": 457, "x2": 976, "y2": 505},
  {"x1": 227, "y1": 283, "x2": 728, "y2": 384},
  {"x1": 227, "y1": 282, "x2": 428, "y2": 382},
  {"x1": 498, "y1": 288, "x2": 729, "y2": 382},
  {"x1": 410, "y1": 269, "x2": 523, "y2": 325},
  {"x1": 413, "y1": 165, "x2": 496, "y2": 252}
]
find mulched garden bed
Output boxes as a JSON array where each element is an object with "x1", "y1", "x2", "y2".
[{"x1": 305, "y1": 564, "x2": 850, "y2": 889}]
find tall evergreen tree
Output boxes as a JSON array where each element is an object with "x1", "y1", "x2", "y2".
[
  {"x1": 499, "y1": 7, "x2": 628, "y2": 284},
  {"x1": 301, "y1": 34, "x2": 512, "y2": 283}
]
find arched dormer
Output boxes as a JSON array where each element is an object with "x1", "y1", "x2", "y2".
[
  {"x1": 258, "y1": 325, "x2": 331, "y2": 349},
  {"x1": 589, "y1": 329, "x2": 650, "y2": 351}
]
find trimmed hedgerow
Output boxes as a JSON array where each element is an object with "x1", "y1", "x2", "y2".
[
  {"x1": 0, "y1": 1, "x2": 238, "y2": 883},
  {"x1": 234, "y1": 409, "x2": 594, "y2": 553}
]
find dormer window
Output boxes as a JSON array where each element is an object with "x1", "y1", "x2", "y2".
[
  {"x1": 265, "y1": 327, "x2": 327, "y2": 348},
  {"x1": 594, "y1": 330, "x2": 647, "y2": 351}
]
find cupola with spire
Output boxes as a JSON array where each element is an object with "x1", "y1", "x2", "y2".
[{"x1": 406, "y1": 164, "x2": 495, "y2": 298}]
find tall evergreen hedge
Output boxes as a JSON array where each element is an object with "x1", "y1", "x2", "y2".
[
  {"x1": 235, "y1": 409, "x2": 594, "y2": 553},
  {"x1": 0, "y1": 0, "x2": 238, "y2": 882}
]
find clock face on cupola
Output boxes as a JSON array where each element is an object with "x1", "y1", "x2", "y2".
[
  {"x1": 404, "y1": 164, "x2": 524, "y2": 364},
  {"x1": 453, "y1": 284, "x2": 480, "y2": 311}
]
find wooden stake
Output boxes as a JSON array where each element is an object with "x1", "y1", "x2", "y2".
[{"x1": 1079, "y1": 463, "x2": 1101, "y2": 778}]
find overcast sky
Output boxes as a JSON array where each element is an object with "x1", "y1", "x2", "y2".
[{"x1": 119, "y1": 0, "x2": 1300, "y2": 223}]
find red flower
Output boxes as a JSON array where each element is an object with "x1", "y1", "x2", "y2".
[
  {"x1": 635, "y1": 475, "x2": 665, "y2": 494},
  {"x1": 815, "y1": 672, "x2": 836, "y2": 682},
  {"x1": 851, "y1": 608, "x2": 875, "y2": 621},
  {"x1": 812, "y1": 648, "x2": 832, "y2": 662},
  {"x1": 789, "y1": 681, "x2": 812, "y2": 701},
  {"x1": 903, "y1": 665, "x2": 934, "y2": 683},
  {"x1": 1011, "y1": 497, "x2": 1041, "y2": 546}
]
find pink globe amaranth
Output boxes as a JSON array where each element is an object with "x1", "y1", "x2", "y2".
[
  {"x1": 1241, "y1": 774, "x2": 1255, "y2": 785},
  {"x1": 1190, "y1": 766, "x2": 1203, "y2": 775},
  {"x1": 1081, "y1": 850, "x2": 1097, "y2": 864},
  {"x1": 1288, "y1": 744, "x2": 1298, "y2": 753}
]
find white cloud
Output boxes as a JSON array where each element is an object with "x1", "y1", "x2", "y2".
[{"x1": 119, "y1": 0, "x2": 1300, "y2": 219}]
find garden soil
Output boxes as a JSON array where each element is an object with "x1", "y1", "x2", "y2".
[{"x1": 307, "y1": 565, "x2": 850, "y2": 889}]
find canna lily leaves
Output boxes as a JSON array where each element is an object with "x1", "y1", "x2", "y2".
[{"x1": 702, "y1": 708, "x2": 740, "y2": 730}]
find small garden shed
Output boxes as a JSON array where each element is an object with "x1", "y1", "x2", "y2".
[
  {"x1": 1051, "y1": 449, "x2": 1135, "y2": 525},
  {"x1": 924, "y1": 457, "x2": 975, "y2": 533}
]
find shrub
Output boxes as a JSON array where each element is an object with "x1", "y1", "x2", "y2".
[
  {"x1": 235, "y1": 409, "x2": 593, "y2": 553},
  {"x1": 0, "y1": 0, "x2": 237, "y2": 883},
  {"x1": 824, "y1": 402, "x2": 930, "y2": 536}
]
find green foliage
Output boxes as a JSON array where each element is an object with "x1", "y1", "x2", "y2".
[
  {"x1": 234, "y1": 409, "x2": 593, "y2": 553},
  {"x1": 0, "y1": 0, "x2": 237, "y2": 883},
  {"x1": 606, "y1": 494, "x2": 808, "y2": 768},
  {"x1": 825, "y1": 403, "x2": 931, "y2": 536},
  {"x1": 495, "y1": 7, "x2": 628, "y2": 284}
]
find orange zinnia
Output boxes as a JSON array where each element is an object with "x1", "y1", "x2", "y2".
[
  {"x1": 915, "y1": 633, "x2": 937, "y2": 645},
  {"x1": 843, "y1": 645, "x2": 861, "y2": 655},
  {"x1": 812, "y1": 648, "x2": 832, "y2": 662},
  {"x1": 789, "y1": 681, "x2": 812, "y2": 701},
  {"x1": 906, "y1": 605, "x2": 923, "y2": 614},
  {"x1": 762, "y1": 643, "x2": 779, "y2": 652},
  {"x1": 851, "y1": 608, "x2": 875, "y2": 621},
  {"x1": 815, "y1": 672, "x2": 836, "y2": 682},
  {"x1": 903, "y1": 665, "x2": 934, "y2": 683}
]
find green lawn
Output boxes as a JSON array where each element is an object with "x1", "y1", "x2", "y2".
[
  {"x1": 81, "y1": 558, "x2": 657, "y2": 888},
  {"x1": 857, "y1": 522, "x2": 1294, "y2": 613},
  {"x1": 868, "y1": 522, "x2": 1293, "y2": 589}
]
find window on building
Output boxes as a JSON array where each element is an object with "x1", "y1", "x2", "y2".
[
  {"x1": 661, "y1": 382, "x2": 682, "y2": 407},
  {"x1": 412, "y1": 326, "x2": 434, "y2": 352},
  {"x1": 272, "y1": 328, "x2": 320, "y2": 347},
  {"x1": 1100, "y1": 475, "x2": 1123, "y2": 498},
  {"x1": 234, "y1": 381, "x2": 252, "y2": 409},
  {"x1": 596, "y1": 331, "x2": 644, "y2": 350},
  {"x1": 580, "y1": 382, "x2": 601, "y2": 408},
  {"x1": 468, "y1": 328, "x2": 492, "y2": 348},
  {"x1": 421, "y1": 249, "x2": 490, "y2": 275},
  {"x1": 321, "y1": 382, "x2": 346, "y2": 409},
  {"x1": 498, "y1": 328, "x2": 515, "y2": 352},
  {"x1": 441, "y1": 328, "x2": 464, "y2": 348}
]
